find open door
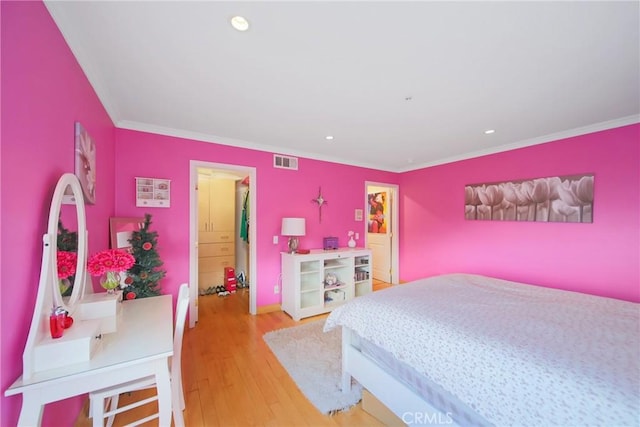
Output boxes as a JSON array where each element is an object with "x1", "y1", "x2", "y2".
[
  {"x1": 189, "y1": 161, "x2": 257, "y2": 327},
  {"x1": 365, "y1": 182, "x2": 399, "y2": 284}
]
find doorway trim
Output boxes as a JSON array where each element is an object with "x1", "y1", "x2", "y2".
[
  {"x1": 189, "y1": 160, "x2": 257, "y2": 327},
  {"x1": 364, "y1": 181, "x2": 399, "y2": 284}
]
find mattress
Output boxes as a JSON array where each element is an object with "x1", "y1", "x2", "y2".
[
  {"x1": 357, "y1": 334, "x2": 492, "y2": 426},
  {"x1": 324, "y1": 273, "x2": 640, "y2": 426}
]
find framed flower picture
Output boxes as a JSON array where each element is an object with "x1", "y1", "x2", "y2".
[{"x1": 74, "y1": 122, "x2": 96, "y2": 204}]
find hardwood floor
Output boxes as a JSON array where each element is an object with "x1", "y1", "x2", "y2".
[{"x1": 76, "y1": 281, "x2": 393, "y2": 426}]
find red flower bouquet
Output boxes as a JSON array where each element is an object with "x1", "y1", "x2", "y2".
[
  {"x1": 87, "y1": 249, "x2": 135, "y2": 293},
  {"x1": 87, "y1": 249, "x2": 135, "y2": 276}
]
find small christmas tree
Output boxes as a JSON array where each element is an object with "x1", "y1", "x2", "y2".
[
  {"x1": 122, "y1": 213, "x2": 165, "y2": 299},
  {"x1": 57, "y1": 219, "x2": 78, "y2": 252}
]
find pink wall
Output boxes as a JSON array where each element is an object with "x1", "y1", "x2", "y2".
[
  {"x1": 1, "y1": 2, "x2": 116, "y2": 425},
  {"x1": 114, "y1": 129, "x2": 398, "y2": 307},
  {"x1": 2, "y1": 2, "x2": 638, "y2": 426},
  {"x1": 399, "y1": 124, "x2": 640, "y2": 302}
]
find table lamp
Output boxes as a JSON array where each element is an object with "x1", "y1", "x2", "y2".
[{"x1": 281, "y1": 218, "x2": 306, "y2": 253}]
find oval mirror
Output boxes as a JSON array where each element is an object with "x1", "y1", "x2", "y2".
[
  {"x1": 48, "y1": 173, "x2": 88, "y2": 314},
  {"x1": 22, "y1": 173, "x2": 89, "y2": 379}
]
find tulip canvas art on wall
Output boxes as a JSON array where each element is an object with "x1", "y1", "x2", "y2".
[{"x1": 465, "y1": 174, "x2": 594, "y2": 223}]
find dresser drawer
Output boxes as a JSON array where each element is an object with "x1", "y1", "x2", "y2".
[
  {"x1": 199, "y1": 231, "x2": 234, "y2": 243},
  {"x1": 198, "y1": 255, "x2": 235, "y2": 272},
  {"x1": 33, "y1": 319, "x2": 103, "y2": 372},
  {"x1": 199, "y1": 242, "x2": 234, "y2": 257}
]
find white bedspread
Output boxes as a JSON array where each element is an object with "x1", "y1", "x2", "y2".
[{"x1": 324, "y1": 273, "x2": 640, "y2": 426}]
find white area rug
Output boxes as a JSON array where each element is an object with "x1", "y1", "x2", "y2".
[{"x1": 263, "y1": 319, "x2": 363, "y2": 415}]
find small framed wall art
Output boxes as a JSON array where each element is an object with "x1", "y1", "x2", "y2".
[{"x1": 135, "y1": 177, "x2": 171, "y2": 208}]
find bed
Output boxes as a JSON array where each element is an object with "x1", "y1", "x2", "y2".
[{"x1": 324, "y1": 273, "x2": 639, "y2": 426}]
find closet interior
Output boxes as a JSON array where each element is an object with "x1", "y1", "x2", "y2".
[{"x1": 197, "y1": 169, "x2": 250, "y2": 296}]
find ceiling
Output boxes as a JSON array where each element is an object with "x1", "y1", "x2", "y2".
[{"x1": 44, "y1": 1, "x2": 639, "y2": 172}]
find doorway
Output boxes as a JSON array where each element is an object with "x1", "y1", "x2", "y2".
[
  {"x1": 189, "y1": 161, "x2": 257, "y2": 327},
  {"x1": 365, "y1": 182, "x2": 399, "y2": 284}
]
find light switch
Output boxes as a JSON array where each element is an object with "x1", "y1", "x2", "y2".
[{"x1": 273, "y1": 235, "x2": 278, "y2": 244}]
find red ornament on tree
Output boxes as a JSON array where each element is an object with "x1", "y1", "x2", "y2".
[
  {"x1": 142, "y1": 242, "x2": 152, "y2": 251},
  {"x1": 126, "y1": 292, "x2": 136, "y2": 300}
]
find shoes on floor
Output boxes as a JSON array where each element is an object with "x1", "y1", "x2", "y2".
[
  {"x1": 215, "y1": 285, "x2": 229, "y2": 297},
  {"x1": 200, "y1": 285, "x2": 236, "y2": 297},
  {"x1": 199, "y1": 286, "x2": 220, "y2": 296}
]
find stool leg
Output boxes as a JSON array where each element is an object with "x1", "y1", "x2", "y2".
[{"x1": 106, "y1": 394, "x2": 120, "y2": 427}]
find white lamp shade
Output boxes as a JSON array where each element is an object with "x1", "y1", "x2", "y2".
[{"x1": 281, "y1": 218, "x2": 306, "y2": 236}]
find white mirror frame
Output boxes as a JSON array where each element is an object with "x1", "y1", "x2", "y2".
[
  {"x1": 50, "y1": 176, "x2": 88, "y2": 312},
  {"x1": 22, "y1": 173, "x2": 88, "y2": 379}
]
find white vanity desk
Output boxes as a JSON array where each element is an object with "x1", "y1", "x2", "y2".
[{"x1": 5, "y1": 294, "x2": 173, "y2": 426}]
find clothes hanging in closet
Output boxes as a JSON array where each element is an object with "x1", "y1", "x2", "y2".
[{"x1": 240, "y1": 189, "x2": 249, "y2": 243}]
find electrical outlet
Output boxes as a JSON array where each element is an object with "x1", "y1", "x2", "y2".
[
  {"x1": 274, "y1": 284, "x2": 280, "y2": 294},
  {"x1": 273, "y1": 235, "x2": 278, "y2": 244},
  {"x1": 355, "y1": 232, "x2": 359, "y2": 240}
]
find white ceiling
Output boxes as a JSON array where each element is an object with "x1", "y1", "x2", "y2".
[{"x1": 45, "y1": 1, "x2": 639, "y2": 172}]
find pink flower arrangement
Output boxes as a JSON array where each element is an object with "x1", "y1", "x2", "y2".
[
  {"x1": 87, "y1": 249, "x2": 135, "y2": 276},
  {"x1": 57, "y1": 251, "x2": 77, "y2": 279}
]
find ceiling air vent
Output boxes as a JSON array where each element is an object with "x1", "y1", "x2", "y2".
[{"x1": 273, "y1": 154, "x2": 298, "y2": 170}]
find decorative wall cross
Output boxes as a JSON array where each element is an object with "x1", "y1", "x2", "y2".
[{"x1": 312, "y1": 187, "x2": 327, "y2": 223}]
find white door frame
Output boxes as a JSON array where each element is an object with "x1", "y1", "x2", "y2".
[
  {"x1": 189, "y1": 160, "x2": 257, "y2": 327},
  {"x1": 364, "y1": 181, "x2": 399, "y2": 284}
]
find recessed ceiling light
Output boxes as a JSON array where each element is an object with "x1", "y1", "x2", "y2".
[
  {"x1": 230, "y1": 16, "x2": 249, "y2": 31},
  {"x1": 484, "y1": 129, "x2": 496, "y2": 134},
  {"x1": 325, "y1": 135, "x2": 334, "y2": 141}
]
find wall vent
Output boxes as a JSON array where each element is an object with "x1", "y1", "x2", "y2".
[{"x1": 273, "y1": 154, "x2": 298, "y2": 170}]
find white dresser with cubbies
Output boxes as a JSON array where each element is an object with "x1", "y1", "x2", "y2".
[{"x1": 281, "y1": 248, "x2": 372, "y2": 321}]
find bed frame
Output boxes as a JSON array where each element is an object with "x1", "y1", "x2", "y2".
[{"x1": 340, "y1": 327, "x2": 459, "y2": 426}]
